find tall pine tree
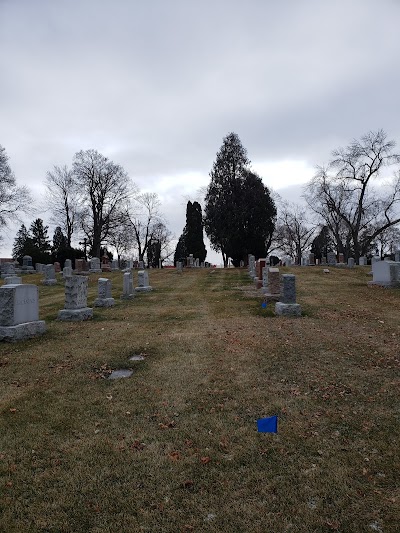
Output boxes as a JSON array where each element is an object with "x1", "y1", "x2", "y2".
[
  {"x1": 174, "y1": 201, "x2": 206, "y2": 264},
  {"x1": 204, "y1": 133, "x2": 276, "y2": 266}
]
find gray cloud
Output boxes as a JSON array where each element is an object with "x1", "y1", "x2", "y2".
[{"x1": 1, "y1": 0, "x2": 400, "y2": 259}]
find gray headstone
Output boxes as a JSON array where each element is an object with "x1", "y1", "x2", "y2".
[
  {"x1": 42, "y1": 264, "x2": 57, "y2": 285},
  {"x1": 3, "y1": 276, "x2": 22, "y2": 285},
  {"x1": 121, "y1": 272, "x2": 134, "y2": 299},
  {"x1": 176, "y1": 261, "x2": 183, "y2": 273},
  {"x1": 135, "y1": 270, "x2": 152, "y2": 292},
  {"x1": 94, "y1": 278, "x2": 115, "y2": 307},
  {"x1": 0, "y1": 284, "x2": 46, "y2": 341},
  {"x1": 89, "y1": 257, "x2": 101, "y2": 272},
  {"x1": 64, "y1": 259, "x2": 72, "y2": 269},
  {"x1": 58, "y1": 276, "x2": 93, "y2": 320},
  {"x1": 280, "y1": 274, "x2": 296, "y2": 304},
  {"x1": 348, "y1": 257, "x2": 355, "y2": 268},
  {"x1": 359, "y1": 256, "x2": 366, "y2": 266},
  {"x1": 369, "y1": 260, "x2": 400, "y2": 288},
  {"x1": 327, "y1": 252, "x2": 337, "y2": 266},
  {"x1": 395, "y1": 250, "x2": 400, "y2": 263}
]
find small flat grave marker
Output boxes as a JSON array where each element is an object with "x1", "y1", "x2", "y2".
[{"x1": 108, "y1": 369, "x2": 133, "y2": 379}]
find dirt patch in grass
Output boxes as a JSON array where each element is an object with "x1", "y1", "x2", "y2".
[{"x1": 1, "y1": 267, "x2": 399, "y2": 532}]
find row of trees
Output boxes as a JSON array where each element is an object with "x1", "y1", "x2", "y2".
[
  {"x1": 0, "y1": 145, "x2": 174, "y2": 266},
  {"x1": 3, "y1": 129, "x2": 400, "y2": 267},
  {"x1": 199, "y1": 130, "x2": 400, "y2": 265},
  {"x1": 44, "y1": 151, "x2": 173, "y2": 264}
]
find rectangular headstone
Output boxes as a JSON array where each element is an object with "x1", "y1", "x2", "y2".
[
  {"x1": 327, "y1": 252, "x2": 336, "y2": 266},
  {"x1": 359, "y1": 256, "x2": 366, "y2": 266},
  {"x1": 0, "y1": 284, "x2": 46, "y2": 341}
]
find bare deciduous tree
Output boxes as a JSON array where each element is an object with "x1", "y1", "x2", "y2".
[
  {"x1": 126, "y1": 192, "x2": 164, "y2": 262},
  {"x1": 304, "y1": 130, "x2": 400, "y2": 260},
  {"x1": 44, "y1": 165, "x2": 80, "y2": 247},
  {"x1": 273, "y1": 202, "x2": 315, "y2": 264},
  {"x1": 0, "y1": 144, "x2": 33, "y2": 240},
  {"x1": 73, "y1": 149, "x2": 136, "y2": 258}
]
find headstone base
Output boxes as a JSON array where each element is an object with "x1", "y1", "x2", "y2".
[
  {"x1": 94, "y1": 297, "x2": 115, "y2": 307},
  {"x1": 3, "y1": 276, "x2": 22, "y2": 284},
  {"x1": 135, "y1": 286, "x2": 153, "y2": 292},
  {"x1": 262, "y1": 292, "x2": 281, "y2": 301},
  {"x1": 0, "y1": 321, "x2": 46, "y2": 342},
  {"x1": 42, "y1": 280, "x2": 57, "y2": 286},
  {"x1": 57, "y1": 308, "x2": 93, "y2": 321},
  {"x1": 89, "y1": 269, "x2": 102, "y2": 273},
  {"x1": 120, "y1": 294, "x2": 134, "y2": 300},
  {"x1": 275, "y1": 302, "x2": 302, "y2": 317},
  {"x1": 368, "y1": 280, "x2": 400, "y2": 289}
]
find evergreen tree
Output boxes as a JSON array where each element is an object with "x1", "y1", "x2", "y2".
[
  {"x1": 52, "y1": 226, "x2": 69, "y2": 266},
  {"x1": 204, "y1": 132, "x2": 250, "y2": 267},
  {"x1": 12, "y1": 224, "x2": 33, "y2": 263},
  {"x1": 204, "y1": 133, "x2": 276, "y2": 266},
  {"x1": 185, "y1": 201, "x2": 207, "y2": 261},
  {"x1": 174, "y1": 232, "x2": 188, "y2": 264},
  {"x1": 30, "y1": 219, "x2": 51, "y2": 253},
  {"x1": 310, "y1": 226, "x2": 332, "y2": 261},
  {"x1": 174, "y1": 201, "x2": 207, "y2": 264}
]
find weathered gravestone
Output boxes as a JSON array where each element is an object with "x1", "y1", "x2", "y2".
[
  {"x1": 135, "y1": 270, "x2": 152, "y2": 292},
  {"x1": 57, "y1": 276, "x2": 93, "y2": 321},
  {"x1": 338, "y1": 253, "x2": 345, "y2": 264},
  {"x1": 63, "y1": 265, "x2": 72, "y2": 278},
  {"x1": 308, "y1": 253, "x2": 315, "y2": 266},
  {"x1": 395, "y1": 250, "x2": 400, "y2": 263},
  {"x1": 176, "y1": 261, "x2": 183, "y2": 273},
  {"x1": 1, "y1": 263, "x2": 15, "y2": 279},
  {"x1": 262, "y1": 267, "x2": 268, "y2": 289},
  {"x1": 22, "y1": 255, "x2": 34, "y2": 272},
  {"x1": 42, "y1": 264, "x2": 57, "y2": 286},
  {"x1": 359, "y1": 256, "x2": 366, "y2": 266},
  {"x1": 89, "y1": 257, "x2": 102, "y2": 273},
  {"x1": 94, "y1": 278, "x2": 115, "y2": 307},
  {"x1": 54, "y1": 262, "x2": 61, "y2": 273},
  {"x1": 121, "y1": 272, "x2": 134, "y2": 299},
  {"x1": 0, "y1": 284, "x2": 46, "y2": 341},
  {"x1": 138, "y1": 260, "x2": 144, "y2": 269},
  {"x1": 264, "y1": 267, "x2": 280, "y2": 300},
  {"x1": 65, "y1": 259, "x2": 72, "y2": 270},
  {"x1": 3, "y1": 276, "x2": 22, "y2": 285},
  {"x1": 327, "y1": 252, "x2": 337, "y2": 266},
  {"x1": 275, "y1": 274, "x2": 302, "y2": 317},
  {"x1": 348, "y1": 257, "x2": 355, "y2": 268},
  {"x1": 35, "y1": 263, "x2": 44, "y2": 273},
  {"x1": 75, "y1": 259, "x2": 83, "y2": 273},
  {"x1": 369, "y1": 261, "x2": 400, "y2": 288},
  {"x1": 111, "y1": 259, "x2": 119, "y2": 271}
]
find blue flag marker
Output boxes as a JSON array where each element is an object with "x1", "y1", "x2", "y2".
[
  {"x1": 257, "y1": 416, "x2": 278, "y2": 433},
  {"x1": 261, "y1": 302, "x2": 267, "y2": 308}
]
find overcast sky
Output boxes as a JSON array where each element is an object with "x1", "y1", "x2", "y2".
[{"x1": 1, "y1": 0, "x2": 400, "y2": 263}]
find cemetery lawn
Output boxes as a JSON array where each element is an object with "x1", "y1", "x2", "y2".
[{"x1": 0, "y1": 267, "x2": 399, "y2": 533}]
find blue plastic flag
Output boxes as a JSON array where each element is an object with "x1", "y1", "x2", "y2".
[
  {"x1": 257, "y1": 416, "x2": 278, "y2": 433},
  {"x1": 261, "y1": 302, "x2": 267, "y2": 308}
]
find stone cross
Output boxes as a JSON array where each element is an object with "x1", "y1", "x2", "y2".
[{"x1": 0, "y1": 284, "x2": 46, "y2": 341}]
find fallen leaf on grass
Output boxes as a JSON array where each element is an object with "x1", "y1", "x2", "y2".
[
  {"x1": 9, "y1": 408, "x2": 17, "y2": 413},
  {"x1": 200, "y1": 456, "x2": 211, "y2": 464},
  {"x1": 168, "y1": 451, "x2": 181, "y2": 461}
]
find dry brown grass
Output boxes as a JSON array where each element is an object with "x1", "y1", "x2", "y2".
[{"x1": 0, "y1": 266, "x2": 399, "y2": 532}]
